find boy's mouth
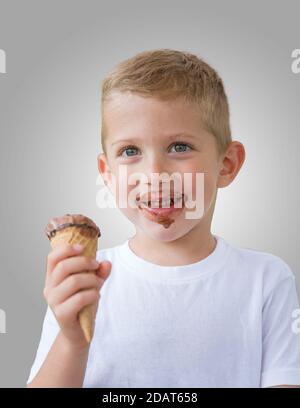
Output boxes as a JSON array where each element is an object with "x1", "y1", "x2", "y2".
[
  {"x1": 136, "y1": 193, "x2": 185, "y2": 218},
  {"x1": 136, "y1": 192, "x2": 185, "y2": 207}
]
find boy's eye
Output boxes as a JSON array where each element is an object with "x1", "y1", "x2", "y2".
[
  {"x1": 118, "y1": 142, "x2": 192, "y2": 157},
  {"x1": 169, "y1": 143, "x2": 192, "y2": 153},
  {"x1": 119, "y1": 146, "x2": 140, "y2": 157}
]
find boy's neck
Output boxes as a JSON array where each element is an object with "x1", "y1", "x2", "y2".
[{"x1": 128, "y1": 228, "x2": 217, "y2": 267}]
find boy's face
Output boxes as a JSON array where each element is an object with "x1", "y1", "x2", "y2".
[{"x1": 98, "y1": 92, "x2": 226, "y2": 242}]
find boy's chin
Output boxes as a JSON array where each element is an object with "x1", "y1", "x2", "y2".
[
  {"x1": 121, "y1": 207, "x2": 200, "y2": 241},
  {"x1": 137, "y1": 217, "x2": 197, "y2": 243}
]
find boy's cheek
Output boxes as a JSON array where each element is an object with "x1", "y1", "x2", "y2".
[
  {"x1": 118, "y1": 207, "x2": 140, "y2": 226},
  {"x1": 114, "y1": 185, "x2": 137, "y2": 209},
  {"x1": 184, "y1": 172, "x2": 216, "y2": 212}
]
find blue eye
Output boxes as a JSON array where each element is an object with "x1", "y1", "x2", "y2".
[
  {"x1": 118, "y1": 142, "x2": 193, "y2": 157},
  {"x1": 120, "y1": 146, "x2": 139, "y2": 157},
  {"x1": 170, "y1": 143, "x2": 192, "y2": 153}
]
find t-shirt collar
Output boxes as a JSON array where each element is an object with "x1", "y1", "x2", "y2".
[{"x1": 117, "y1": 234, "x2": 231, "y2": 283}]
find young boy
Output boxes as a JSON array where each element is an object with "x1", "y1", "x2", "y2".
[{"x1": 27, "y1": 49, "x2": 300, "y2": 388}]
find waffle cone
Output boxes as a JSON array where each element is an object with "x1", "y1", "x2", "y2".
[{"x1": 50, "y1": 226, "x2": 98, "y2": 343}]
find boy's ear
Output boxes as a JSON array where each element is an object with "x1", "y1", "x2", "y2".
[
  {"x1": 217, "y1": 141, "x2": 246, "y2": 188},
  {"x1": 97, "y1": 153, "x2": 113, "y2": 189}
]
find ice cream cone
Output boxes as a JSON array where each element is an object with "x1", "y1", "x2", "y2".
[{"x1": 45, "y1": 214, "x2": 101, "y2": 343}]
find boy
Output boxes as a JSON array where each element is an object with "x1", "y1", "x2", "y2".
[{"x1": 27, "y1": 49, "x2": 300, "y2": 387}]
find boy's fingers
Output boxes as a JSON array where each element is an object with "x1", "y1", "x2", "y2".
[
  {"x1": 50, "y1": 256, "x2": 99, "y2": 288},
  {"x1": 48, "y1": 272, "x2": 102, "y2": 306},
  {"x1": 55, "y1": 288, "x2": 100, "y2": 325},
  {"x1": 46, "y1": 244, "x2": 83, "y2": 284},
  {"x1": 47, "y1": 243, "x2": 83, "y2": 273}
]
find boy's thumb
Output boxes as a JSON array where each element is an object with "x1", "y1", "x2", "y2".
[{"x1": 96, "y1": 260, "x2": 111, "y2": 279}]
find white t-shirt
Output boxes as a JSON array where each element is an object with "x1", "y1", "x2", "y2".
[{"x1": 27, "y1": 234, "x2": 300, "y2": 387}]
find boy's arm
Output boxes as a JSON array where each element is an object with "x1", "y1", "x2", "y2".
[{"x1": 27, "y1": 330, "x2": 89, "y2": 388}]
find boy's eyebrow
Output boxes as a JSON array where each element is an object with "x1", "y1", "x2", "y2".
[{"x1": 111, "y1": 133, "x2": 198, "y2": 146}]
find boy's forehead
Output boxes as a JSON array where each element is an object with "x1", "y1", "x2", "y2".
[
  {"x1": 104, "y1": 93, "x2": 206, "y2": 141},
  {"x1": 105, "y1": 91, "x2": 198, "y2": 113}
]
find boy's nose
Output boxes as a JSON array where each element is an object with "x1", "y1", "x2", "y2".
[{"x1": 144, "y1": 156, "x2": 168, "y2": 178}]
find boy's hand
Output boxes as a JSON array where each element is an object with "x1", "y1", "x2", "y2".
[{"x1": 43, "y1": 243, "x2": 111, "y2": 351}]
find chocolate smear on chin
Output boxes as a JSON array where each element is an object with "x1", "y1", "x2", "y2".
[
  {"x1": 156, "y1": 216, "x2": 175, "y2": 229},
  {"x1": 144, "y1": 211, "x2": 175, "y2": 228},
  {"x1": 138, "y1": 203, "x2": 176, "y2": 228}
]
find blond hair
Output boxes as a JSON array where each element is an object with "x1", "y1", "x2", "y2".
[{"x1": 100, "y1": 48, "x2": 231, "y2": 156}]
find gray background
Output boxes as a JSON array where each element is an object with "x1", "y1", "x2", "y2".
[{"x1": 0, "y1": 0, "x2": 299, "y2": 387}]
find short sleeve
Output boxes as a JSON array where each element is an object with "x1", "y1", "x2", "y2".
[
  {"x1": 261, "y1": 265, "x2": 300, "y2": 387},
  {"x1": 26, "y1": 306, "x2": 60, "y2": 384}
]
